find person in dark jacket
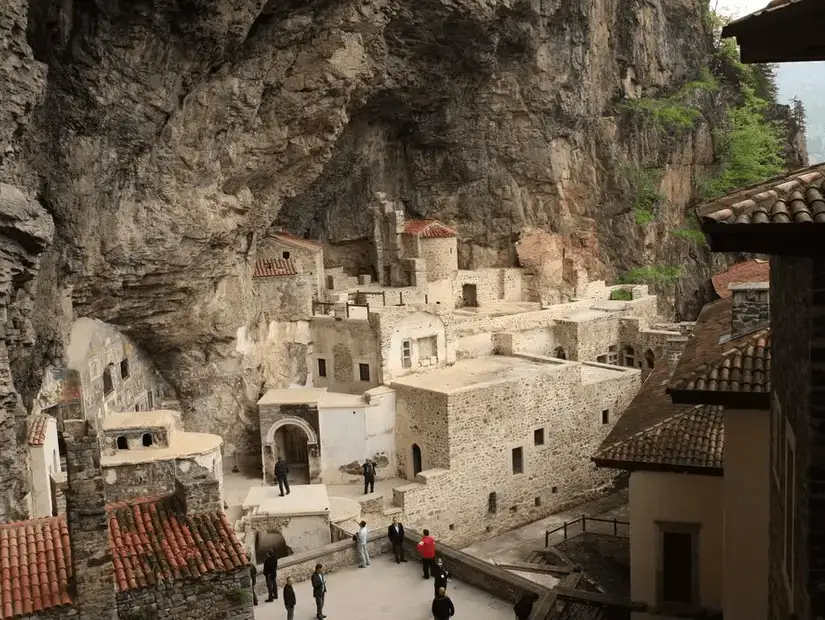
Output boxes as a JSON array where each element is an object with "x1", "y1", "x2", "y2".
[
  {"x1": 311, "y1": 563, "x2": 327, "y2": 619},
  {"x1": 283, "y1": 576, "x2": 296, "y2": 620},
  {"x1": 263, "y1": 550, "x2": 278, "y2": 601},
  {"x1": 274, "y1": 456, "x2": 290, "y2": 496},
  {"x1": 387, "y1": 516, "x2": 407, "y2": 563},
  {"x1": 432, "y1": 557, "x2": 451, "y2": 598},
  {"x1": 514, "y1": 592, "x2": 539, "y2": 619},
  {"x1": 362, "y1": 458, "x2": 376, "y2": 494},
  {"x1": 432, "y1": 587, "x2": 455, "y2": 620},
  {"x1": 249, "y1": 563, "x2": 258, "y2": 606}
]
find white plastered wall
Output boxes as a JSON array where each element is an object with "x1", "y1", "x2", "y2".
[{"x1": 30, "y1": 418, "x2": 60, "y2": 518}]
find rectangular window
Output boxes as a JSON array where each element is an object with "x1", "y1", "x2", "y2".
[
  {"x1": 602, "y1": 409, "x2": 610, "y2": 425},
  {"x1": 534, "y1": 428, "x2": 545, "y2": 446},
  {"x1": 318, "y1": 358, "x2": 327, "y2": 377},
  {"x1": 401, "y1": 340, "x2": 412, "y2": 369},
  {"x1": 596, "y1": 354, "x2": 607, "y2": 363},
  {"x1": 656, "y1": 522, "x2": 700, "y2": 612},
  {"x1": 417, "y1": 336, "x2": 437, "y2": 360},
  {"x1": 511, "y1": 447, "x2": 524, "y2": 475},
  {"x1": 783, "y1": 420, "x2": 796, "y2": 598},
  {"x1": 359, "y1": 363, "x2": 370, "y2": 382},
  {"x1": 120, "y1": 359, "x2": 130, "y2": 379},
  {"x1": 488, "y1": 492, "x2": 497, "y2": 514},
  {"x1": 103, "y1": 367, "x2": 114, "y2": 396}
]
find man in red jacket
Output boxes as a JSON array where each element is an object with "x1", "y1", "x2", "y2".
[{"x1": 416, "y1": 529, "x2": 436, "y2": 579}]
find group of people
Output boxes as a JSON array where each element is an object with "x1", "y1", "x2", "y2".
[{"x1": 267, "y1": 456, "x2": 542, "y2": 619}]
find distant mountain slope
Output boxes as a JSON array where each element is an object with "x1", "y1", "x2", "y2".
[{"x1": 776, "y1": 62, "x2": 825, "y2": 163}]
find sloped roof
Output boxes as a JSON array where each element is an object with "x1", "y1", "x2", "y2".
[
  {"x1": 108, "y1": 496, "x2": 248, "y2": 593},
  {"x1": 0, "y1": 516, "x2": 73, "y2": 619},
  {"x1": 711, "y1": 260, "x2": 770, "y2": 298},
  {"x1": 253, "y1": 258, "x2": 298, "y2": 278},
  {"x1": 27, "y1": 414, "x2": 54, "y2": 446},
  {"x1": 271, "y1": 231, "x2": 322, "y2": 252},
  {"x1": 403, "y1": 219, "x2": 458, "y2": 238}
]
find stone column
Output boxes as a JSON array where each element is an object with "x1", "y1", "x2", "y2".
[{"x1": 63, "y1": 419, "x2": 117, "y2": 620}]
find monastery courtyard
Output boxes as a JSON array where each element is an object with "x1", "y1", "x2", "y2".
[{"x1": 252, "y1": 559, "x2": 512, "y2": 620}]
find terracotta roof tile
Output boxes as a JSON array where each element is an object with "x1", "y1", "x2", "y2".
[
  {"x1": 670, "y1": 330, "x2": 771, "y2": 394},
  {"x1": 271, "y1": 231, "x2": 322, "y2": 252},
  {"x1": 595, "y1": 405, "x2": 724, "y2": 472},
  {"x1": 403, "y1": 219, "x2": 458, "y2": 238},
  {"x1": 711, "y1": 260, "x2": 770, "y2": 298},
  {"x1": 107, "y1": 496, "x2": 249, "y2": 593},
  {"x1": 253, "y1": 258, "x2": 298, "y2": 278},
  {"x1": 696, "y1": 164, "x2": 825, "y2": 226},
  {"x1": 27, "y1": 415, "x2": 54, "y2": 447},
  {"x1": 666, "y1": 297, "x2": 734, "y2": 383},
  {"x1": 0, "y1": 516, "x2": 73, "y2": 619}
]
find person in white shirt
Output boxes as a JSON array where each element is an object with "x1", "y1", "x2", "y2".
[{"x1": 354, "y1": 520, "x2": 370, "y2": 567}]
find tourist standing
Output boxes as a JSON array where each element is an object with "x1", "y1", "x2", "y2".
[
  {"x1": 514, "y1": 592, "x2": 539, "y2": 620},
  {"x1": 432, "y1": 587, "x2": 455, "y2": 620},
  {"x1": 417, "y1": 529, "x2": 436, "y2": 579},
  {"x1": 311, "y1": 563, "x2": 327, "y2": 619},
  {"x1": 432, "y1": 557, "x2": 451, "y2": 597},
  {"x1": 362, "y1": 458, "x2": 376, "y2": 494},
  {"x1": 283, "y1": 576, "x2": 296, "y2": 620},
  {"x1": 249, "y1": 563, "x2": 258, "y2": 606},
  {"x1": 354, "y1": 520, "x2": 371, "y2": 567},
  {"x1": 274, "y1": 456, "x2": 291, "y2": 496},
  {"x1": 387, "y1": 516, "x2": 407, "y2": 563},
  {"x1": 263, "y1": 550, "x2": 278, "y2": 601}
]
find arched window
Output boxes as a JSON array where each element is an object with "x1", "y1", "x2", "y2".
[
  {"x1": 554, "y1": 347, "x2": 567, "y2": 360},
  {"x1": 142, "y1": 433, "x2": 154, "y2": 447},
  {"x1": 645, "y1": 349, "x2": 656, "y2": 369},
  {"x1": 412, "y1": 444, "x2": 422, "y2": 477},
  {"x1": 116, "y1": 436, "x2": 128, "y2": 450}
]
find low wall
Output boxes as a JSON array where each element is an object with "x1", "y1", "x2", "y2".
[{"x1": 402, "y1": 529, "x2": 545, "y2": 603}]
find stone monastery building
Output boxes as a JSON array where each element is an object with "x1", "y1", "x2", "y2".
[{"x1": 249, "y1": 192, "x2": 692, "y2": 549}]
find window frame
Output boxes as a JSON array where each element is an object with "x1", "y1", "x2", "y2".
[
  {"x1": 511, "y1": 446, "x2": 524, "y2": 475},
  {"x1": 654, "y1": 520, "x2": 701, "y2": 614},
  {"x1": 358, "y1": 363, "x2": 371, "y2": 382},
  {"x1": 601, "y1": 409, "x2": 611, "y2": 425},
  {"x1": 120, "y1": 358, "x2": 130, "y2": 379},
  {"x1": 318, "y1": 358, "x2": 327, "y2": 378},
  {"x1": 401, "y1": 339, "x2": 412, "y2": 369},
  {"x1": 533, "y1": 427, "x2": 545, "y2": 446},
  {"x1": 103, "y1": 365, "x2": 114, "y2": 396}
]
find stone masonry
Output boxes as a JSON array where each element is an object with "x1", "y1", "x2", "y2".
[
  {"x1": 730, "y1": 282, "x2": 770, "y2": 339},
  {"x1": 63, "y1": 418, "x2": 118, "y2": 620},
  {"x1": 175, "y1": 470, "x2": 222, "y2": 515}
]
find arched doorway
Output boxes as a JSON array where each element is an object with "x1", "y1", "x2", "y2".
[
  {"x1": 645, "y1": 349, "x2": 656, "y2": 369},
  {"x1": 274, "y1": 425, "x2": 311, "y2": 484},
  {"x1": 412, "y1": 444, "x2": 422, "y2": 477}
]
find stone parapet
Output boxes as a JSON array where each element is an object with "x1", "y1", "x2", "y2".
[{"x1": 175, "y1": 471, "x2": 222, "y2": 515}]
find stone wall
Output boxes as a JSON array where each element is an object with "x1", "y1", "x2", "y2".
[
  {"x1": 247, "y1": 513, "x2": 331, "y2": 557},
  {"x1": 103, "y1": 457, "x2": 218, "y2": 504},
  {"x1": 392, "y1": 359, "x2": 640, "y2": 546},
  {"x1": 310, "y1": 316, "x2": 381, "y2": 393},
  {"x1": 375, "y1": 309, "x2": 451, "y2": 382},
  {"x1": 175, "y1": 471, "x2": 221, "y2": 514},
  {"x1": 115, "y1": 568, "x2": 253, "y2": 620},
  {"x1": 66, "y1": 318, "x2": 166, "y2": 422},
  {"x1": 420, "y1": 236, "x2": 457, "y2": 282},
  {"x1": 258, "y1": 402, "x2": 321, "y2": 484},
  {"x1": 730, "y1": 282, "x2": 770, "y2": 338},
  {"x1": 102, "y1": 425, "x2": 171, "y2": 454},
  {"x1": 254, "y1": 273, "x2": 315, "y2": 322}
]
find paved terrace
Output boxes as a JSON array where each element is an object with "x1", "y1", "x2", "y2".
[{"x1": 253, "y1": 559, "x2": 512, "y2": 620}]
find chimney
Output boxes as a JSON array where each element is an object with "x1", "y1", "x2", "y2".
[
  {"x1": 174, "y1": 471, "x2": 222, "y2": 515},
  {"x1": 63, "y1": 419, "x2": 117, "y2": 620},
  {"x1": 730, "y1": 282, "x2": 770, "y2": 338}
]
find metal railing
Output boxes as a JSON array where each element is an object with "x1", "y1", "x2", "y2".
[{"x1": 544, "y1": 515, "x2": 629, "y2": 547}]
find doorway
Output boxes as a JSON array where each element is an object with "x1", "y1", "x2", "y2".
[
  {"x1": 462, "y1": 284, "x2": 478, "y2": 307},
  {"x1": 412, "y1": 444, "x2": 422, "y2": 477},
  {"x1": 274, "y1": 425, "x2": 311, "y2": 483},
  {"x1": 659, "y1": 527, "x2": 698, "y2": 609}
]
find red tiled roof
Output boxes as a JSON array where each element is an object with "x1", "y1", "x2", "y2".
[
  {"x1": 403, "y1": 219, "x2": 458, "y2": 238},
  {"x1": 0, "y1": 516, "x2": 73, "y2": 619},
  {"x1": 711, "y1": 260, "x2": 770, "y2": 298},
  {"x1": 27, "y1": 415, "x2": 54, "y2": 446},
  {"x1": 253, "y1": 258, "x2": 298, "y2": 278},
  {"x1": 108, "y1": 496, "x2": 248, "y2": 593},
  {"x1": 271, "y1": 231, "x2": 322, "y2": 252}
]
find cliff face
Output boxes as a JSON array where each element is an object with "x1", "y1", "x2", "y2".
[{"x1": 0, "y1": 0, "x2": 804, "y2": 480}]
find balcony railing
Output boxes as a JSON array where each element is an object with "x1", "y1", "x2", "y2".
[{"x1": 544, "y1": 515, "x2": 629, "y2": 547}]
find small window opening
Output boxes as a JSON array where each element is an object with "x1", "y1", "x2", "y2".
[
  {"x1": 602, "y1": 409, "x2": 610, "y2": 425},
  {"x1": 488, "y1": 492, "x2": 497, "y2": 514},
  {"x1": 282, "y1": 251, "x2": 290, "y2": 259},
  {"x1": 318, "y1": 358, "x2": 327, "y2": 377},
  {"x1": 120, "y1": 359, "x2": 130, "y2": 379},
  {"x1": 142, "y1": 433, "x2": 153, "y2": 447},
  {"x1": 551, "y1": 486, "x2": 558, "y2": 494},
  {"x1": 116, "y1": 436, "x2": 128, "y2": 450},
  {"x1": 359, "y1": 363, "x2": 370, "y2": 382},
  {"x1": 448, "y1": 524, "x2": 455, "y2": 531},
  {"x1": 134, "y1": 404, "x2": 140, "y2": 412},
  {"x1": 103, "y1": 365, "x2": 114, "y2": 396},
  {"x1": 534, "y1": 497, "x2": 541, "y2": 507},
  {"x1": 509, "y1": 505, "x2": 518, "y2": 513},
  {"x1": 534, "y1": 428, "x2": 545, "y2": 446},
  {"x1": 512, "y1": 447, "x2": 524, "y2": 475}
]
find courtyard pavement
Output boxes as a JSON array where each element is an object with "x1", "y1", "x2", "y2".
[{"x1": 252, "y1": 558, "x2": 513, "y2": 620}]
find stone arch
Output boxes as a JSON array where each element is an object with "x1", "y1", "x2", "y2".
[{"x1": 263, "y1": 417, "x2": 321, "y2": 485}]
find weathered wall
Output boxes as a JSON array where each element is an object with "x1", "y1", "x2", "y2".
[
  {"x1": 311, "y1": 317, "x2": 381, "y2": 393},
  {"x1": 249, "y1": 514, "x2": 331, "y2": 556},
  {"x1": 66, "y1": 318, "x2": 166, "y2": 422},
  {"x1": 259, "y1": 402, "x2": 321, "y2": 484},
  {"x1": 29, "y1": 417, "x2": 60, "y2": 518},
  {"x1": 382, "y1": 311, "x2": 448, "y2": 380},
  {"x1": 420, "y1": 236, "x2": 458, "y2": 282},
  {"x1": 254, "y1": 274, "x2": 315, "y2": 322},
  {"x1": 102, "y1": 452, "x2": 222, "y2": 504},
  {"x1": 628, "y1": 470, "x2": 723, "y2": 613},
  {"x1": 392, "y1": 358, "x2": 640, "y2": 545},
  {"x1": 115, "y1": 569, "x2": 254, "y2": 620}
]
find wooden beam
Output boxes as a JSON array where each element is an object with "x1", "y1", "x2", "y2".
[
  {"x1": 495, "y1": 562, "x2": 572, "y2": 575},
  {"x1": 552, "y1": 586, "x2": 647, "y2": 611}
]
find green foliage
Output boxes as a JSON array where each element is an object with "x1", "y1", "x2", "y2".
[
  {"x1": 701, "y1": 84, "x2": 785, "y2": 198},
  {"x1": 618, "y1": 265, "x2": 682, "y2": 287},
  {"x1": 634, "y1": 208, "x2": 655, "y2": 226},
  {"x1": 623, "y1": 97, "x2": 702, "y2": 132},
  {"x1": 609, "y1": 288, "x2": 633, "y2": 301},
  {"x1": 680, "y1": 68, "x2": 719, "y2": 95},
  {"x1": 226, "y1": 587, "x2": 252, "y2": 605},
  {"x1": 622, "y1": 166, "x2": 664, "y2": 226},
  {"x1": 673, "y1": 226, "x2": 708, "y2": 246}
]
